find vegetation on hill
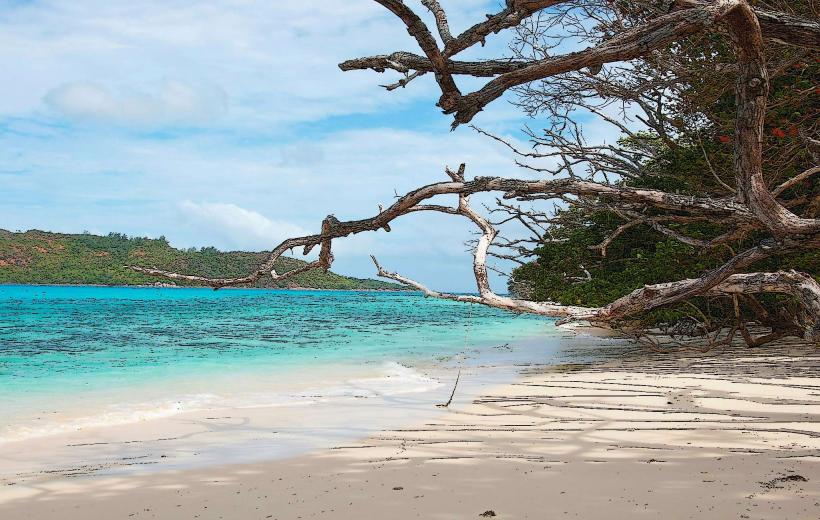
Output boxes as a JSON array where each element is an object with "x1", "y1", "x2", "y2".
[{"x1": 0, "y1": 229, "x2": 403, "y2": 290}]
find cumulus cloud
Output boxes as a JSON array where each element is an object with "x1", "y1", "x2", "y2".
[
  {"x1": 0, "y1": 1, "x2": 520, "y2": 130},
  {"x1": 44, "y1": 79, "x2": 227, "y2": 127},
  {"x1": 178, "y1": 201, "x2": 310, "y2": 251},
  {"x1": 0, "y1": 0, "x2": 592, "y2": 290}
]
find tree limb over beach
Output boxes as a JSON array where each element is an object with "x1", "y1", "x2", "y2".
[{"x1": 132, "y1": 0, "x2": 819, "y2": 345}]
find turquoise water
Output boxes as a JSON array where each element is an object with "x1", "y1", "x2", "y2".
[{"x1": 0, "y1": 285, "x2": 556, "y2": 441}]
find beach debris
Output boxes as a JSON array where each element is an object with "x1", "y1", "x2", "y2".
[
  {"x1": 437, "y1": 369, "x2": 461, "y2": 408},
  {"x1": 479, "y1": 511, "x2": 497, "y2": 517},
  {"x1": 760, "y1": 474, "x2": 808, "y2": 489},
  {"x1": 392, "y1": 486, "x2": 403, "y2": 491}
]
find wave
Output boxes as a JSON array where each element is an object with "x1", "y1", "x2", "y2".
[{"x1": 0, "y1": 362, "x2": 443, "y2": 444}]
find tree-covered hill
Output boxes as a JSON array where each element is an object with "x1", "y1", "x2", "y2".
[{"x1": 0, "y1": 229, "x2": 403, "y2": 290}]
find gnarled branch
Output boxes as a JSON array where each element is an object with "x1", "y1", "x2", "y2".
[{"x1": 136, "y1": 1, "x2": 819, "y2": 345}]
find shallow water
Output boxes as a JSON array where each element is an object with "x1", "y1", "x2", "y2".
[{"x1": 0, "y1": 285, "x2": 561, "y2": 445}]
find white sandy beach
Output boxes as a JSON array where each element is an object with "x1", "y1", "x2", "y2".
[{"x1": 2, "y1": 334, "x2": 818, "y2": 519}]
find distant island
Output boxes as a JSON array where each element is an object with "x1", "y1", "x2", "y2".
[{"x1": 0, "y1": 229, "x2": 404, "y2": 290}]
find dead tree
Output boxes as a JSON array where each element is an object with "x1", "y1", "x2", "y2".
[{"x1": 133, "y1": 1, "x2": 820, "y2": 344}]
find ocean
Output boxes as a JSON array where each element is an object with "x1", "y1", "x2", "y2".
[{"x1": 0, "y1": 285, "x2": 565, "y2": 452}]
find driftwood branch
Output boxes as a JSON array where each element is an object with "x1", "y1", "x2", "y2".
[
  {"x1": 131, "y1": 155, "x2": 819, "y2": 340},
  {"x1": 135, "y1": 1, "x2": 819, "y2": 344}
]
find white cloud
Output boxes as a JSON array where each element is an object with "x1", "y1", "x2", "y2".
[
  {"x1": 0, "y1": 120, "x2": 556, "y2": 290},
  {"x1": 44, "y1": 79, "x2": 227, "y2": 127},
  {"x1": 1, "y1": 0, "x2": 604, "y2": 291},
  {"x1": 0, "y1": 1, "x2": 517, "y2": 130},
  {"x1": 177, "y1": 201, "x2": 310, "y2": 251},
  {"x1": 0, "y1": 1, "x2": 408, "y2": 128}
]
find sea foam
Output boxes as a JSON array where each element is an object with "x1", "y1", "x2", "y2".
[{"x1": 0, "y1": 362, "x2": 442, "y2": 444}]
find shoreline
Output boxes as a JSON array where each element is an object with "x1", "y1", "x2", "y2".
[
  {"x1": 0, "y1": 329, "x2": 598, "y2": 483},
  {"x1": 0, "y1": 283, "x2": 412, "y2": 292},
  {"x1": 2, "y1": 334, "x2": 818, "y2": 519}
]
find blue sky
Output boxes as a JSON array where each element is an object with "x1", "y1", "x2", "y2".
[{"x1": 0, "y1": 1, "x2": 608, "y2": 291}]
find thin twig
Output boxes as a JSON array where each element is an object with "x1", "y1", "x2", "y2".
[{"x1": 437, "y1": 369, "x2": 461, "y2": 408}]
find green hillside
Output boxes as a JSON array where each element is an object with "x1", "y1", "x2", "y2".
[{"x1": 0, "y1": 229, "x2": 403, "y2": 290}]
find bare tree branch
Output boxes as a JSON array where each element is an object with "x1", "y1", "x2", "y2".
[
  {"x1": 136, "y1": 1, "x2": 820, "y2": 345},
  {"x1": 772, "y1": 165, "x2": 820, "y2": 197},
  {"x1": 421, "y1": 0, "x2": 453, "y2": 44},
  {"x1": 372, "y1": 0, "x2": 461, "y2": 110}
]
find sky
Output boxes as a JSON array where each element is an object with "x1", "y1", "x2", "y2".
[{"x1": 0, "y1": 0, "x2": 606, "y2": 292}]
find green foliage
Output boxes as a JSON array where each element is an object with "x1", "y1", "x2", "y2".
[
  {"x1": 0, "y1": 229, "x2": 403, "y2": 291},
  {"x1": 513, "y1": 199, "x2": 819, "y2": 325},
  {"x1": 510, "y1": 53, "x2": 819, "y2": 325}
]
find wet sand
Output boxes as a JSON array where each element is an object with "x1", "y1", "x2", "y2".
[{"x1": 2, "y1": 336, "x2": 819, "y2": 519}]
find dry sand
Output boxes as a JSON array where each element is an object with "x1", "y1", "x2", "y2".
[{"x1": 2, "y1": 336, "x2": 819, "y2": 519}]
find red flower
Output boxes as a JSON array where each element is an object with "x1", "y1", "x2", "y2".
[
  {"x1": 771, "y1": 127, "x2": 786, "y2": 139},
  {"x1": 718, "y1": 135, "x2": 731, "y2": 144}
]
